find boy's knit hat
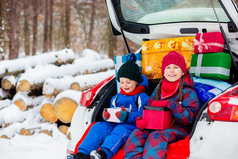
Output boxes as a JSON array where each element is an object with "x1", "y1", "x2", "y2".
[
  {"x1": 161, "y1": 51, "x2": 187, "y2": 75},
  {"x1": 117, "y1": 60, "x2": 142, "y2": 83}
]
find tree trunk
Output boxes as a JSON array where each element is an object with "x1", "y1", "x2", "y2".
[
  {"x1": 32, "y1": 0, "x2": 38, "y2": 55},
  {"x1": 0, "y1": 0, "x2": 5, "y2": 60},
  {"x1": 87, "y1": 0, "x2": 95, "y2": 49},
  {"x1": 43, "y1": 0, "x2": 49, "y2": 53},
  {"x1": 49, "y1": 0, "x2": 53, "y2": 51},
  {"x1": 65, "y1": 0, "x2": 71, "y2": 49},
  {"x1": 8, "y1": 0, "x2": 20, "y2": 59},
  {"x1": 23, "y1": 0, "x2": 30, "y2": 56}
]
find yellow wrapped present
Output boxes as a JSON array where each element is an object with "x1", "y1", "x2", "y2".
[{"x1": 141, "y1": 36, "x2": 195, "y2": 79}]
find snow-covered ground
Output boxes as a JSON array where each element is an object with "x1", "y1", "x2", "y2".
[{"x1": 0, "y1": 49, "x2": 114, "y2": 159}]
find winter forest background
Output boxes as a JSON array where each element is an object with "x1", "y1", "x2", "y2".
[{"x1": 0, "y1": 0, "x2": 140, "y2": 61}]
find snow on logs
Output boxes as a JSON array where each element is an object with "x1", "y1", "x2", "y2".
[
  {"x1": 0, "y1": 49, "x2": 116, "y2": 138},
  {"x1": 43, "y1": 70, "x2": 115, "y2": 97},
  {"x1": 17, "y1": 59, "x2": 114, "y2": 93},
  {"x1": 12, "y1": 92, "x2": 45, "y2": 111},
  {"x1": 0, "y1": 49, "x2": 75, "y2": 78}
]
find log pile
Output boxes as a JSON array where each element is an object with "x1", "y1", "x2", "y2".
[{"x1": 0, "y1": 49, "x2": 115, "y2": 139}]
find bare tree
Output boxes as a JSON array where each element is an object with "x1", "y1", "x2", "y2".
[
  {"x1": 0, "y1": 0, "x2": 5, "y2": 60},
  {"x1": 43, "y1": 0, "x2": 50, "y2": 53},
  {"x1": 32, "y1": 0, "x2": 38, "y2": 55},
  {"x1": 65, "y1": 0, "x2": 71, "y2": 49},
  {"x1": 24, "y1": 0, "x2": 30, "y2": 56},
  {"x1": 49, "y1": 0, "x2": 53, "y2": 51},
  {"x1": 87, "y1": 0, "x2": 95, "y2": 49},
  {"x1": 8, "y1": 0, "x2": 20, "y2": 59}
]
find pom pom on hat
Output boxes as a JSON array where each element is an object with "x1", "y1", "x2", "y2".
[
  {"x1": 161, "y1": 51, "x2": 187, "y2": 75},
  {"x1": 117, "y1": 60, "x2": 142, "y2": 83}
]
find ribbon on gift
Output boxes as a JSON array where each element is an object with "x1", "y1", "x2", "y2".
[{"x1": 193, "y1": 33, "x2": 224, "y2": 53}]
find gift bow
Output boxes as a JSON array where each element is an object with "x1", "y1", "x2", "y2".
[{"x1": 193, "y1": 33, "x2": 224, "y2": 53}]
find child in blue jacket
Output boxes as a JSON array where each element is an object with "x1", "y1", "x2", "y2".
[
  {"x1": 124, "y1": 51, "x2": 200, "y2": 159},
  {"x1": 73, "y1": 60, "x2": 149, "y2": 159}
]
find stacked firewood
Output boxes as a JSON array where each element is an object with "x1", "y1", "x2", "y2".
[{"x1": 0, "y1": 49, "x2": 115, "y2": 139}]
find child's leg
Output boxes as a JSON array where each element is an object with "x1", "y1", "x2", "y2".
[
  {"x1": 78, "y1": 122, "x2": 116, "y2": 155},
  {"x1": 142, "y1": 128, "x2": 188, "y2": 159},
  {"x1": 100, "y1": 123, "x2": 137, "y2": 159},
  {"x1": 123, "y1": 128, "x2": 150, "y2": 159}
]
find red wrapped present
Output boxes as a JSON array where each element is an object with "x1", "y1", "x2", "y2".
[{"x1": 193, "y1": 32, "x2": 224, "y2": 53}]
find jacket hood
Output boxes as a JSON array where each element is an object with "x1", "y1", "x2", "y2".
[{"x1": 138, "y1": 75, "x2": 149, "y2": 90}]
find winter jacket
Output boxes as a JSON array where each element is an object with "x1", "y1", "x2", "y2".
[
  {"x1": 147, "y1": 72, "x2": 200, "y2": 132},
  {"x1": 110, "y1": 75, "x2": 150, "y2": 124}
]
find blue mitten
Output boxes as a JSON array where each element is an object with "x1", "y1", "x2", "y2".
[{"x1": 115, "y1": 106, "x2": 129, "y2": 122}]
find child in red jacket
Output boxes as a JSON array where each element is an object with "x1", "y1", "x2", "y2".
[{"x1": 124, "y1": 51, "x2": 200, "y2": 159}]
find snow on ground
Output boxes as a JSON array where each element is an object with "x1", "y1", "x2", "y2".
[{"x1": 0, "y1": 49, "x2": 114, "y2": 159}]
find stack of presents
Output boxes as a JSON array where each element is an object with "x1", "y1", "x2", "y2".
[{"x1": 113, "y1": 32, "x2": 232, "y2": 130}]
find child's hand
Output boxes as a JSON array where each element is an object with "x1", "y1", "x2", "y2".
[
  {"x1": 115, "y1": 106, "x2": 128, "y2": 122},
  {"x1": 103, "y1": 108, "x2": 110, "y2": 121},
  {"x1": 136, "y1": 116, "x2": 146, "y2": 130}
]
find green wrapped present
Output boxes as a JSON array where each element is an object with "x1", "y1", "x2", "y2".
[{"x1": 190, "y1": 52, "x2": 231, "y2": 80}]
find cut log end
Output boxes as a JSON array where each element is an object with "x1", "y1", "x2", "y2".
[
  {"x1": 1, "y1": 78, "x2": 14, "y2": 90},
  {"x1": 18, "y1": 80, "x2": 31, "y2": 92},
  {"x1": 54, "y1": 97, "x2": 78, "y2": 124},
  {"x1": 14, "y1": 99, "x2": 27, "y2": 111},
  {"x1": 1, "y1": 135, "x2": 10, "y2": 139},
  {"x1": 58, "y1": 125, "x2": 69, "y2": 135},
  {"x1": 39, "y1": 130, "x2": 52, "y2": 136},
  {"x1": 19, "y1": 128, "x2": 33, "y2": 136},
  {"x1": 67, "y1": 132, "x2": 71, "y2": 140},
  {"x1": 40, "y1": 103, "x2": 58, "y2": 123},
  {"x1": 70, "y1": 82, "x2": 80, "y2": 91}
]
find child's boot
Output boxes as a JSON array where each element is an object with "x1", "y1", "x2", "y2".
[
  {"x1": 90, "y1": 149, "x2": 107, "y2": 159},
  {"x1": 72, "y1": 152, "x2": 90, "y2": 159}
]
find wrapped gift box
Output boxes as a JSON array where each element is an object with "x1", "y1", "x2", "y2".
[
  {"x1": 143, "y1": 106, "x2": 172, "y2": 130},
  {"x1": 114, "y1": 53, "x2": 141, "y2": 93},
  {"x1": 193, "y1": 32, "x2": 224, "y2": 53},
  {"x1": 190, "y1": 52, "x2": 231, "y2": 80},
  {"x1": 194, "y1": 82, "x2": 222, "y2": 104},
  {"x1": 106, "y1": 107, "x2": 123, "y2": 123},
  {"x1": 141, "y1": 36, "x2": 195, "y2": 79}
]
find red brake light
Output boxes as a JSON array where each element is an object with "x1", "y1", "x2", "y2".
[
  {"x1": 208, "y1": 85, "x2": 238, "y2": 121},
  {"x1": 80, "y1": 75, "x2": 115, "y2": 107}
]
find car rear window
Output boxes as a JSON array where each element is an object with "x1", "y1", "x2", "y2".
[{"x1": 120, "y1": 0, "x2": 230, "y2": 24}]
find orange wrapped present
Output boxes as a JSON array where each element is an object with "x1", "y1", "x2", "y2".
[{"x1": 141, "y1": 36, "x2": 195, "y2": 79}]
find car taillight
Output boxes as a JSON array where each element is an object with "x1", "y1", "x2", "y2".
[
  {"x1": 80, "y1": 75, "x2": 115, "y2": 107},
  {"x1": 208, "y1": 85, "x2": 238, "y2": 121}
]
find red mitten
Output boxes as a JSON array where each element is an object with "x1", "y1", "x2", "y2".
[
  {"x1": 136, "y1": 117, "x2": 146, "y2": 130},
  {"x1": 115, "y1": 106, "x2": 128, "y2": 121},
  {"x1": 151, "y1": 100, "x2": 168, "y2": 107},
  {"x1": 103, "y1": 108, "x2": 110, "y2": 121}
]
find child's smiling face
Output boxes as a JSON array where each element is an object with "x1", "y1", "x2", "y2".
[
  {"x1": 119, "y1": 77, "x2": 138, "y2": 93},
  {"x1": 164, "y1": 64, "x2": 184, "y2": 82}
]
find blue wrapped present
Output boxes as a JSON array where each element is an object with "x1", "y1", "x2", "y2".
[{"x1": 194, "y1": 82, "x2": 223, "y2": 104}]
